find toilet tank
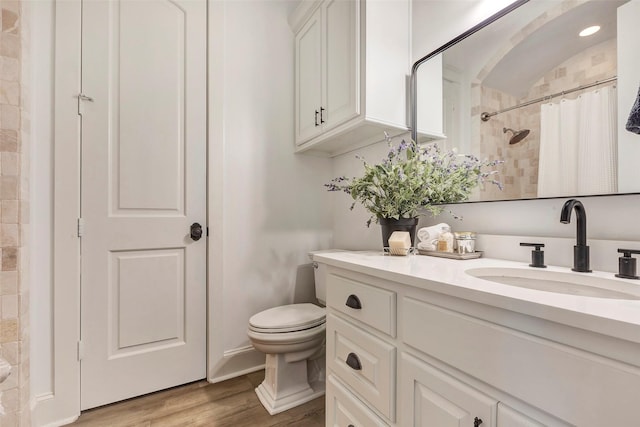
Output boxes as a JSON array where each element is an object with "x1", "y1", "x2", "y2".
[
  {"x1": 313, "y1": 262, "x2": 327, "y2": 305},
  {"x1": 308, "y1": 250, "x2": 344, "y2": 306}
]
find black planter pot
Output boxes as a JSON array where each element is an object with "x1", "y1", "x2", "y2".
[{"x1": 379, "y1": 217, "x2": 419, "y2": 249}]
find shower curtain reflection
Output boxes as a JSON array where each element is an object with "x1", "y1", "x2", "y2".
[{"x1": 537, "y1": 86, "x2": 617, "y2": 198}]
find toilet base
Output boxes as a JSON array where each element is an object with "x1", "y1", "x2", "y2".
[{"x1": 255, "y1": 353, "x2": 325, "y2": 415}]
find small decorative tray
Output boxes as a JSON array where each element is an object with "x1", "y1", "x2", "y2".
[{"x1": 417, "y1": 250, "x2": 483, "y2": 260}]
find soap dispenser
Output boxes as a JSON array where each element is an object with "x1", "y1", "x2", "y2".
[
  {"x1": 615, "y1": 249, "x2": 640, "y2": 280},
  {"x1": 520, "y1": 242, "x2": 546, "y2": 268}
]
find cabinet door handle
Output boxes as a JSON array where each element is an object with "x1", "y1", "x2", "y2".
[
  {"x1": 474, "y1": 417, "x2": 483, "y2": 427},
  {"x1": 346, "y1": 352, "x2": 362, "y2": 370},
  {"x1": 345, "y1": 294, "x2": 362, "y2": 310},
  {"x1": 320, "y1": 107, "x2": 325, "y2": 123},
  {"x1": 314, "y1": 110, "x2": 319, "y2": 126}
]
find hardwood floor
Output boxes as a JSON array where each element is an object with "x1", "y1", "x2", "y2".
[{"x1": 72, "y1": 371, "x2": 325, "y2": 426}]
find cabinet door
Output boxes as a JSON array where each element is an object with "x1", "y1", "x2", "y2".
[
  {"x1": 295, "y1": 7, "x2": 322, "y2": 144},
  {"x1": 401, "y1": 353, "x2": 497, "y2": 427},
  {"x1": 322, "y1": 0, "x2": 359, "y2": 132}
]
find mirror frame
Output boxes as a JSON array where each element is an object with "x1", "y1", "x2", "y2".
[{"x1": 409, "y1": 0, "x2": 638, "y2": 204}]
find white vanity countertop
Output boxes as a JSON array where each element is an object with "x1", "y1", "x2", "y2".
[{"x1": 314, "y1": 251, "x2": 640, "y2": 344}]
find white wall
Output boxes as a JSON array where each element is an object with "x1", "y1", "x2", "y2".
[
  {"x1": 208, "y1": 0, "x2": 334, "y2": 380},
  {"x1": 331, "y1": 139, "x2": 396, "y2": 251},
  {"x1": 332, "y1": 0, "x2": 640, "y2": 273}
]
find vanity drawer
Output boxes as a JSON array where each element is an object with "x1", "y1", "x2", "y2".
[
  {"x1": 326, "y1": 375, "x2": 389, "y2": 427},
  {"x1": 327, "y1": 313, "x2": 396, "y2": 420},
  {"x1": 327, "y1": 274, "x2": 396, "y2": 337}
]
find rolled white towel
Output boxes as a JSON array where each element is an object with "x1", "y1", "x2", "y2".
[
  {"x1": 417, "y1": 223, "x2": 449, "y2": 242},
  {"x1": 417, "y1": 241, "x2": 436, "y2": 251}
]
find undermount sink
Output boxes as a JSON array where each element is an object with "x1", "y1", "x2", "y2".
[{"x1": 465, "y1": 267, "x2": 640, "y2": 300}]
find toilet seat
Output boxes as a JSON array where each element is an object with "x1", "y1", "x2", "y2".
[{"x1": 249, "y1": 303, "x2": 325, "y2": 333}]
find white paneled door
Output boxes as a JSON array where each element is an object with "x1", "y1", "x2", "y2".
[{"x1": 79, "y1": 0, "x2": 207, "y2": 410}]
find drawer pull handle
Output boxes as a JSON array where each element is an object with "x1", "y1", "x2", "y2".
[
  {"x1": 474, "y1": 417, "x2": 483, "y2": 427},
  {"x1": 346, "y1": 352, "x2": 362, "y2": 370},
  {"x1": 345, "y1": 294, "x2": 362, "y2": 310},
  {"x1": 348, "y1": 425, "x2": 354, "y2": 427}
]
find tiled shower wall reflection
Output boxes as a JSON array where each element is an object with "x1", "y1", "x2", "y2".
[
  {"x1": 0, "y1": 0, "x2": 30, "y2": 425},
  {"x1": 474, "y1": 38, "x2": 616, "y2": 201}
]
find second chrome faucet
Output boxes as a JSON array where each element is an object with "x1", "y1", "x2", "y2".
[{"x1": 560, "y1": 199, "x2": 591, "y2": 272}]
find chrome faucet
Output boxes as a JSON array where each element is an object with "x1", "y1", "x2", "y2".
[{"x1": 560, "y1": 199, "x2": 591, "y2": 272}]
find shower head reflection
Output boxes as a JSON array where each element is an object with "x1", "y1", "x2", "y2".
[{"x1": 503, "y1": 127, "x2": 530, "y2": 145}]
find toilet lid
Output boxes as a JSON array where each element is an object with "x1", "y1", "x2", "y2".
[{"x1": 249, "y1": 303, "x2": 326, "y2": 333}]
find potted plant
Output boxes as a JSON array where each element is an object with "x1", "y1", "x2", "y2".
[{"x1": 326, "y1": 135, "x2": 503, "y2": 249}]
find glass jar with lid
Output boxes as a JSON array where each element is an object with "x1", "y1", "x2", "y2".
[{"x1": 453, "y1": 231, "x2": 476, "y2": 254}]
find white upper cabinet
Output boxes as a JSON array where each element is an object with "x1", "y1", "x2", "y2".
[
  {"x1": 290, "y1": 0, "x2": 410, "y2": 156},
  {"x1": 295, "y1": 7, "x2": 323, "y2": 143},
  {"x1": 323, "y1": 0, "x2": 358, "y2": 133}
]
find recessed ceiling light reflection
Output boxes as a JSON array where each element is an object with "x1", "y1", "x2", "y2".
[{"x1": 579, "y1": 25, "x2": 601, "y2": 37}]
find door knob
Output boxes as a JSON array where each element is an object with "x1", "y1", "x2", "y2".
[{"x1": 190, "y1": 223, "x2": 203, "y2": 241}]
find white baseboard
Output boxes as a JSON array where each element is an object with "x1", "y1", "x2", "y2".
[
  {"x1": 36, "y1": 415, "x2": 80, "y2": 427},
  {"x1": 32, "y1": 393, "x2": 79, "y2": 427},
  {"x1": 208, "y1": 345, "x2": 266, "y2": 384},
  {"x1": 31, "y1": 392, "x2": 53, "y2": 412},
  {"x1": 223, "y1": 344, "x2": 257, "y2": 358},
  {"x1": 208, "y1": 364, "x2": 266, "y2": 384}
]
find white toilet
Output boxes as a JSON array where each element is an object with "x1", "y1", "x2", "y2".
[{"x1": 247, "y1": 252, "x2": 331, "y2": 415}]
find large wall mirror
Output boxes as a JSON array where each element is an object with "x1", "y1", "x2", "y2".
[{"x1": 411, "y1": 0, "x2": 640, "y2": 203}]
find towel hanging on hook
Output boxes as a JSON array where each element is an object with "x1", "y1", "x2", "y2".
[{"x1": 626, "y1": 83, "x2": 640, "y2": 135}]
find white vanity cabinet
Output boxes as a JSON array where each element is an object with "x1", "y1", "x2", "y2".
[
  {"x1": 322, "y1": 261, "x2": 640, "y2": 427},
  {"x1": 289, "y1": 0, "x2": 410, "y2": 156}
]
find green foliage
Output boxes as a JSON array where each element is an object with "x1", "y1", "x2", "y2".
[{"x1": 326, "y1": 137, "x2": 503, "y2": 227}]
